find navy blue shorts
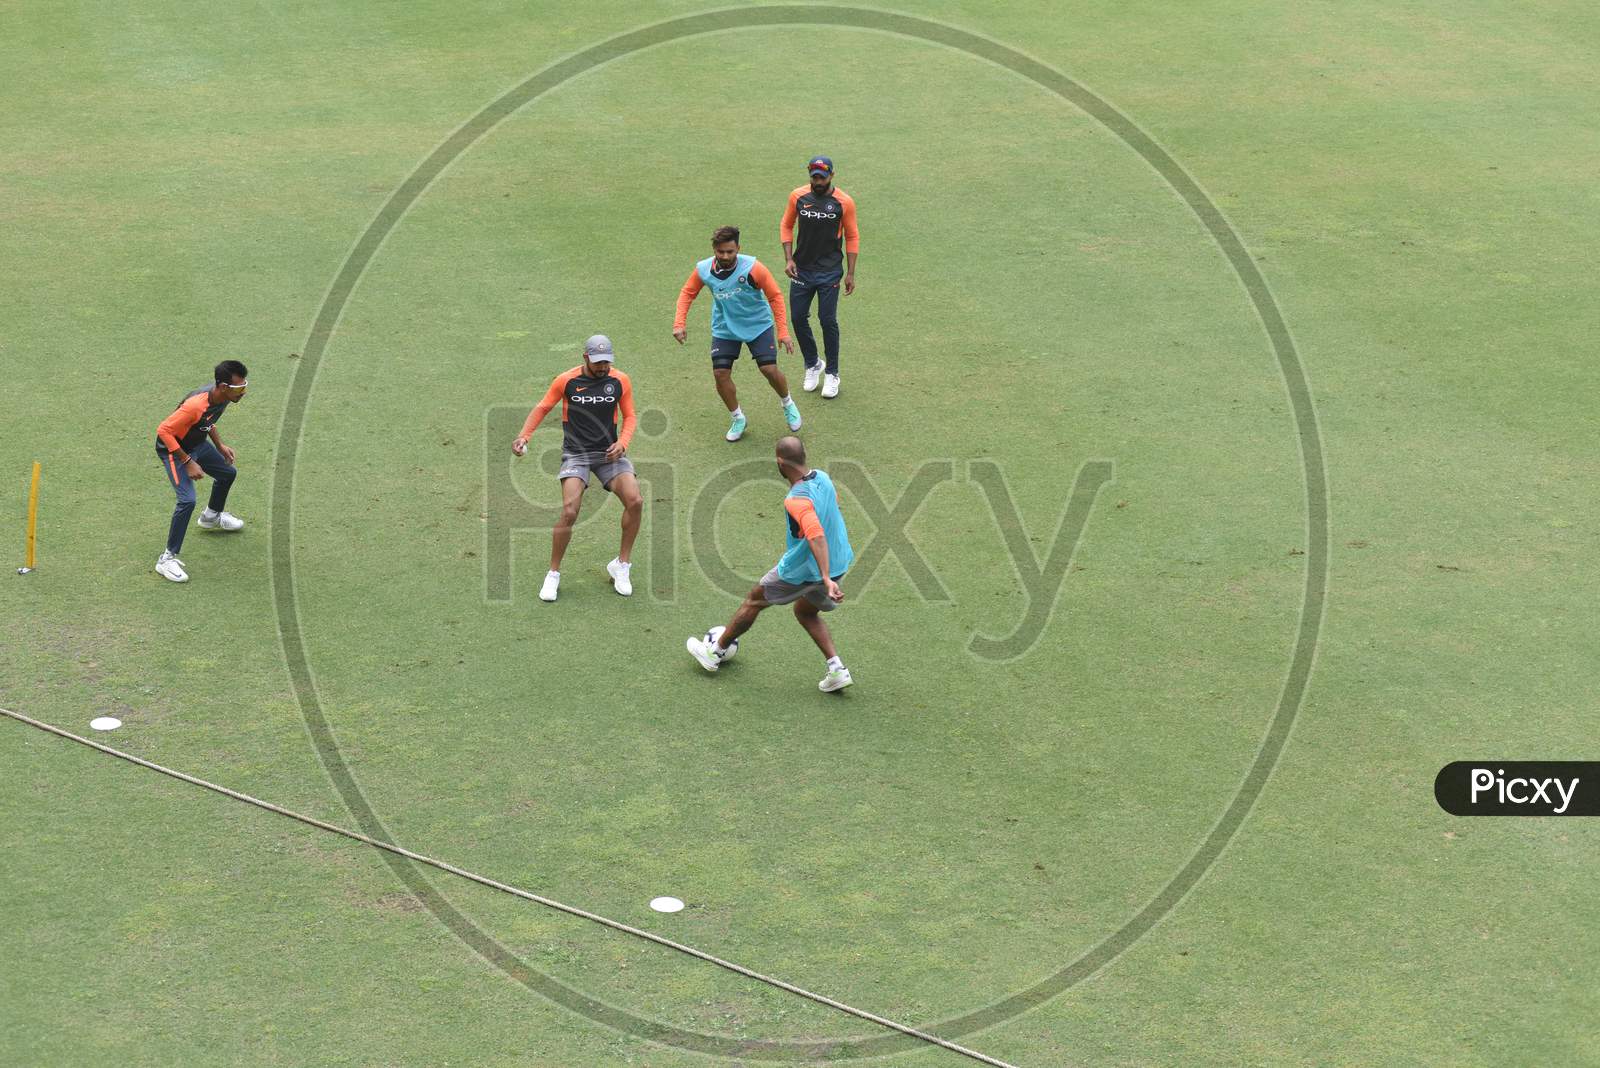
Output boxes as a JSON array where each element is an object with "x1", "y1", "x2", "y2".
[{"x1": 711, "y1": 326, "x2": 778, "y2": 369}]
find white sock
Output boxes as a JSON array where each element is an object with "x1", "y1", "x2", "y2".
[
  {"x1": 826, "y1": 655, "x2": 844, "y2": 671},
  {"x1": 546, "y1": 569, "x2": 560, "y2": 578},
  {"x1": 731, "y1": 406, "x2": 744, "y2": 419},
  {"x1": 614, "y1": 558, "x2": 629, "y2": 570},
  {"x1": 201, "y1": 508, "x2": 218, "y2": 518},
  {"x1": 781, "y1": 394, "x2": 794, "y2": 406}
]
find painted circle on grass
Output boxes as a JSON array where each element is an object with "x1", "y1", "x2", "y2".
[{"x1": 271, "y1": 5, "x2": 1327, "y2": 1060}]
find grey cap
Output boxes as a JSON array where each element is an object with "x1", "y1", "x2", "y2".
[{"x1": 583, "y1": 334, "x2": 615, "y2": 362}]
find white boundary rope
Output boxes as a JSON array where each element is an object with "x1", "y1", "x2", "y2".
[{"x1": 1, "y1": 705, "x2": 1020, "y2": 1068}]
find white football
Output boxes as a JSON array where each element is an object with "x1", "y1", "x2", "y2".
[{"x1": 706, "y1": 626, "x2": 737, "y2": 659}]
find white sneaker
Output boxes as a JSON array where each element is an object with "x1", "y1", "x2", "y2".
[
  {"x1": 156, "y1": 550, "x2": 188, "y2": 583},
  {"x1": 607, "y1": 558, "x2": 632, "y2": 596},
  {"x1": 819, "y1": 665, "x2": 853, "y2": 692},
  {"x1": 821, "y1": 374, "x2": 840, "y2": 399},
  {"x1": 685, "y1": 634, "x2": 728, "y2": 672},
  {"x1": 803, "y1": 364, "x2": 822, "y2": 391},
  {"x1": 197, "y1": 509, "x2": 244, "y2": 531},
  {"x1": 539, "y1": 570, "x2": 560, "y2": 602}
]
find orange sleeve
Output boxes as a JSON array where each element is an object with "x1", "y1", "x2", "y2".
[
  {"x1": 785, "y1": 496, "x2": 824, "y2": 540},
  {"x1": 674, "y1": 270, "x2": 704, "y2": 331},
  {"x1": 615, "y1": 371, "x2": 637, "y2": 449},
  {"x1": 749, "y1": 262, "x2": 788, "y2": 341},
  {"x1": 780, "y1": 188, "x2": 800, "y2": 243},
  {"x1": 839, "y1": 192, "x2": 859, "y2": 254},
  {"x1": 520, "y1": 370, "x2": 574, "y2": 439},
  {"x1": 157, "y1": 394, "x2": 206, "y2": 456}
]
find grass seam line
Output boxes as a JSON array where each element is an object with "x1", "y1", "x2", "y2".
[{"x1": 0, "y1": 704, "x2": 1022, "y2": 1068}]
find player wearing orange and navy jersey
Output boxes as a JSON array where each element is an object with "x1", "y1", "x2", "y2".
[
  {"x1": 685, "y1": 436, "x2": 855, "y2": 692},
  {"x1": 152, "y1": 359, "x2": 250, "y2": 583},
  {"x1": 781, "y1": 155, "x2": 859, "y2": 394},
  {"x1": 511, "y1": 335, "x2": 643, "y2": 601},
  {"x1": 672, "y1": 225, "x2": 802, "y2": 442}
]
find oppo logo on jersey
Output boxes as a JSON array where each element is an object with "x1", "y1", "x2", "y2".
[
  {"x1": 571, "y1": 394, "x2": 616, "y2": 405},
  {"x1": 799, "y1": 207, "x2": 838, "y2": 220}
]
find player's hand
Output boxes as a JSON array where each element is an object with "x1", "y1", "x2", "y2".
[
  {"x1": 672, "y1": 327, "x2": 687, "y2": 345},
  {"x1": 512, "y1": 437, "x2": 528, "y2": 457},
  {"x1": 824, "y1": 578, "x2": 844, "y2": 602},
  {"x1": 185, "y1": 460, "x2": 205, "y2": 481},
  {"x1": 779, "y1": 336, "x2": 795, "y2": 355},
  {"x1": 604, "y1": 440, "x2": 626, "y2": 462},
  {"x1": 784, "y1": 257, "x2": 799, "y2": 280},
  {"x1": 844, "y1": 273, "x2": 855, "y2": 296},
  {"x1": 219, "y1": 445, "x2": 236, "y2": 464}
]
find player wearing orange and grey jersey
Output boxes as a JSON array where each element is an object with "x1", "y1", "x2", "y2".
[
  {"x1": 781, "y1": 155, "x2": 859, "y2": 398},
  {"x1": 511, "y1": 335, "x2": 643, "y2": 601},
  {"x1": 152, "y1": 359, "x2": 250, "y2": 583},
  {"x1": 673, "y1": 225, "x2": 802, "y2": 443}
]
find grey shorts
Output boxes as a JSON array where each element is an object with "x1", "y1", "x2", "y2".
[
  {"x1": 558, "y1": 451, "x2": 634, "y2": 489},
  {"x1": 759, "y1": 567, "x2": 843, "y2": 611}
]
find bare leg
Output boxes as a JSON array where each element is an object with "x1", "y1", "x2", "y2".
[
  {"x1": 718, "y1": 585, "x2": 769, "y2": 649},
  {"x1": 608, "y1": 472, "x2": 643, "y2": 564},
  {"x1": 549, "y1": 477, "x2": 586, "y2": 571},
  {"x1": 713, "y1": 367, "x2": 739, "y2": 411},
  {"x1": 793, "y1": 599, "x2": 838, "y2": 659},
  {"x1": 758, "y1": 361, "x2": 791, "y2": 398}
]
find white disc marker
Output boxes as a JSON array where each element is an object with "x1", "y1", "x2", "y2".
[
  {"x1": 649, "y1": 896, "x2": 685, "y2": 913},
  {"x1": 90, "y1": 717, "x2": 122, "y2": 731}
]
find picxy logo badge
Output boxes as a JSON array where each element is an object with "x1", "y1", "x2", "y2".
[{"x1": 1435, "y1": 761, "x2": 1598, "y2": 816}]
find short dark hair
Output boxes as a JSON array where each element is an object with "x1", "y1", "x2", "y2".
[
  {"x1": 711, "y1": 225, "x2": 740, "y2": 247},
  {"x1": 214, "y1": 359, "x2": 248, "y2": 385}
]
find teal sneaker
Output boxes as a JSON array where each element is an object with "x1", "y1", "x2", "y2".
[
  {"x1": 782, "y1": 398, "x2": 802, "y2": 431},
  {"x1": 725, "y1": 412, "x2": 747, "y2": 442}
]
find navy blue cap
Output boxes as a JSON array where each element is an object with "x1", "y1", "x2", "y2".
[{"x1": 807, "y1": 156, "x2": 834, "y2": 177}]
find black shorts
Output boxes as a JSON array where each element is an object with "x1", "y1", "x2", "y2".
[{"x1": 711, "y1": 326, "x2": 778, "y2": 369}]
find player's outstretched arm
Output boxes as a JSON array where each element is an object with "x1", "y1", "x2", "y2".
[
  {"x1": 781, "y1": 189, "x2": 800, "y2": 278},
  {"x1": 514, "y1": 372, "x2": 569, "y2": 455},
  {"x1": 673, "y1": 270, "x2": 703, "y2": 343},
  {"x1": 751, "y1": 262, "x2": 794, "y2": 352},
  {"x1": 841, "y1": 193, "x2": 860, "y2": 294}
]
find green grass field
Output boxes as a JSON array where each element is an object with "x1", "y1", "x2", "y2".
[{"x1": 4, "y1": 2, "x2": 1598, "y2": 1065}]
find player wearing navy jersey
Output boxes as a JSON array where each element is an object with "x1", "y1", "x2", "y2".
[
  {"x1": 781, "y1": 156, "x2": 859, "y2": 399},
  {"x1": 152, "y1": 359, "x2": 249, "y2": 583},
  {"x1": 513, "y1": 335, "x2": 643, "y2": 601}
]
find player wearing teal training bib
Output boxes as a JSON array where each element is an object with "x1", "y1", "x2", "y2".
[
  {"x1": 673, "y1": 225, "x2": 803, "y2": 443},
  {"x1": 686, "y1": 436, "x2": 855, "y2": 692}
]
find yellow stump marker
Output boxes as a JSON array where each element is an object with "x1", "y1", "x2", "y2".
[{"x1": 19, "y1": 462, "x2": 40, "y2": 574}]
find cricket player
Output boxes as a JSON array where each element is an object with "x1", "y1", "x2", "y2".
[
  {"x1": 673, "y1": 225, "x2": 802, "y2": 442},
  {"x1": 781, "y1": 155, "x2": 859, "y2": 398},
  {"x1": 686, "y1": 436, "x2": 855, "y2": 692},
  {"x1": 512, "y1": 335, "x2": 642, "y2": 602},
  {"x1": 153, "y1": 360, "x2": 250, "y2": 583}
]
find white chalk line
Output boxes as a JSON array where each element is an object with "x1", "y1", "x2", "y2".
[{"x1": 0, "y1": 705, "x2": 1020, "y2": 1067}]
